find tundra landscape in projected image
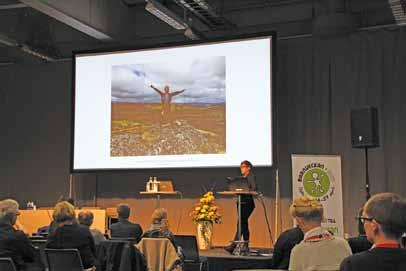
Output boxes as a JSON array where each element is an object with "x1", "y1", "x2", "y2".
[{"x1": 110, "y1": 56, "x2": 226, "y2": 156}]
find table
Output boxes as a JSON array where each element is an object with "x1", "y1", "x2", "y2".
[
  {"x1": 18, "y1": 208, "x2": 106, "y2": 235},
  {"x1": 139, "y1": 191, "x2": 180, "y2": 208}
]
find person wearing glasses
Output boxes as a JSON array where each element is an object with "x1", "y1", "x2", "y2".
[
  {"x1": 346, "y1": 207, "x2": 372, "y2": 253},
  {"x1": 340, "y1": 193, "x2": 406, "y2": 271},
  {"x1": 0, "y1": 199, "x2": 36, "y2": 270},
  {"x1": 225, "y1": 160, "x2": 257, "y2": 254},
  {"x1": 288, "y1": 196, "x2": 351, "y2": 271}
]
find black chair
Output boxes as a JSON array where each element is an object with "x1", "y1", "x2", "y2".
[
  {"x1": 29, "y1": 235, "x2": 47, "y2": 241},
  {"x1": 44, "y1": 248, "x2": 85, "y2": 271},
  {"x1": 32, "y1": 239, "x2": 48, "y2": 269},
  {"x1": 0, "y1": 258, "x2": 17, "y2": 271},
  {"x1": 97, "y1": 239, "x2": 147, "y2": 271},
  {"x1": 174, "y1": 235, "x2": 205, "y2": 271}
]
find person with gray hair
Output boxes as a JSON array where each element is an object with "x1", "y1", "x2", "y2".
[
  {"x1": 0, "y1": 199, "x2": 36, "y2": 270},
  {"x1": 288, "y1": 196, "x2": 351, "y2": 271},
  {"x1": 340, "y1": 192, "x2": 406, "y2": 271},
  {"x1": 78, "y1": 210, "x2": 106, "y2": 246}
]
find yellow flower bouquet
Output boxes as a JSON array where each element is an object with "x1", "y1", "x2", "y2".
[{"x1": 190, "y1": 192, "x2": 222, "y2": 224}]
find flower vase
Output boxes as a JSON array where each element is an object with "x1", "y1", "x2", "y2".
[{"x1": 196, "y1": 221, "x2": 213, "y2": 250}]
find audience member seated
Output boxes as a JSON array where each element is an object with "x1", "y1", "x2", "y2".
[
  {"x1": 347, "y1": 207, "x2": 372, "y2": 254},
  {"x1": 78, "y1": 210, "x2": 106, "y2": 246},
  {"x1": 46, "y1": 201, "x2": 97, "y2": 270},
  {"x1": 268, "y1": 225, "x2": 304, "y2": 270},
  {"x1": 36, "y1": 196, "x2": 76, "y2": 237},
  {"x1": 110, "y1": 203, "x2": 143, "y2": 243},
  {"x1": 142, "y1": 208, "x2": 176, "y2": 244},
  {"x1": 0, "y1": 199, "x2": 36, "y2": 271},
  {"x1": 142, "y1": 208, "x2": 184, "y2": 259},
  {"x1": 288, "y1": 196, "x2": 352, "y2": 271},
  {"x1": 340, "y1": 193, "x2": 406, "y2": 271}
]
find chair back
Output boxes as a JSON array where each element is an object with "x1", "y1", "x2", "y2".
[
  {"x1": 136, "y1": 238, "x2": 180, "y2": 271},
  {"x1": 0, "y1": 258, "x2": 17, "y2": 271},
  {"x1": 32, "y1": 239, "x2": 47, "y2": 250},
  {"x1": 97, "y1": 239, "x2": 147, "y2": 271},
  {"x1": 45, "y1": 248, "x2": 85, "y2": 271},
  {"x1": 32, "y1": 239, "x2": 48, "y2": 269}
]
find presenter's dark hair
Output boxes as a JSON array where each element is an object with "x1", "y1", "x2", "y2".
[{"x1": 240, "y1": 160, "x2": 253, "y2": 169}]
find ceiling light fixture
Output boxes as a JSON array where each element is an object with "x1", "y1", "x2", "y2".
[
  {"x1": 19, "y1": 44, "x2": 55, "y2": 62},
  {"x1": 0, "y1": 33, "x2": 18, "y2": 47},
  {"x1": 145, "y1": 0, "x2": 188, "y2": 30},
  {"x1": 184, "y1": 27, "x2": 201, "y2": 40},
  {"x1": 0, "y1": 32, "x2": 55, "y2": 61},
  {"x1": 389, "y1": 0, "x2": 406, "y2": 25}
]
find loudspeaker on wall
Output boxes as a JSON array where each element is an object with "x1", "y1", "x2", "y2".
[{"x1": 350, "y1": 106, "x2": 380, "y2": 148}]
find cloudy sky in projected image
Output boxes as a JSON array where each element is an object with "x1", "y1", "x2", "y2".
[{"x1": 111, "y1": 56, "x2": 225, "y2": 104}]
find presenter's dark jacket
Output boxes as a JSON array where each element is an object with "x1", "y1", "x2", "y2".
[
  {"x1": 0, "y1": 223, "x2": 36, "y2": 270},
  {"x1": 110, "y1": 219, "x2": 143, "y2": 243},
  {"x1": 46, "y1": 223, "x2": 96, "y2": 269},
  {"x1": 269, "y1": 226, "x2": 304, "y2": 269},
  {"x1": 241, "y1": 173, "x2": 257, "y2": 207},
  {"x1": 339, "y1": 247, "x2": 406, "y2": 271}
]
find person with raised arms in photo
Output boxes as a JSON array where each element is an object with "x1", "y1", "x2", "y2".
[{"x1": 150, "y1": 84, "x2": 186, "y2": 119}]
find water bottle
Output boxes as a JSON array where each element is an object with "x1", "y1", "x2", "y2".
[
  {"x1": 153, "y1": 177, "x2": 158, "y2": 192},
  {"x1": 147, "y1": 177, "x2": 152, "y2": 192}
]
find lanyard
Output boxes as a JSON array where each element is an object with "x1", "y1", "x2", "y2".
[
  {"x1": 305, "y1": 233, "x2": 333, "y2": 242},
  {"x1": 375, "y1": 243, "x2": 400, "y2": 248}
]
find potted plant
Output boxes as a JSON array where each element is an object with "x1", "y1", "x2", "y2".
[{"x1": 190, "y1": 191, "x2": 222, "y2": 250}]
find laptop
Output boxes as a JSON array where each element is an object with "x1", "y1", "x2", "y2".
[
  {"x1": 226, "y1": 176, "x2": 250, "y2": 192},
  {"x1": 158, "y1": 180, "x2": 175, "y2": 192}
]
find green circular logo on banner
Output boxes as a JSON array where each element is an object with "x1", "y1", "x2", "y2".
[{"x1": 303, "y1": 168, "x2": 330, "y2": 197}]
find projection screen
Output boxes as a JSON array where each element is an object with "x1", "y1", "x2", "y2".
[{"x1": 72, "y1": 34, "x2": 274, "y2": 171}]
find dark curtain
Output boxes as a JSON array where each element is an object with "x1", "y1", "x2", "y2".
[{"x1": 276, "y1": 27, "x2": 406, "y2": 231}]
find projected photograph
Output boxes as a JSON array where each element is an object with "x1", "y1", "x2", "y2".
[{"x1": 110, "y1": 56, "x2": 226, "y2": 156}]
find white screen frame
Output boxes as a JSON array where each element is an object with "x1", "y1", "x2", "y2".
[{"x1": 71, "y1": 33, "x2": 275, "y2": 172}]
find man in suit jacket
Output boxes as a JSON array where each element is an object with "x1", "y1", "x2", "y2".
[
  {"x1": 269, "y1": 226, "x2": 304, "y2": 269},
  {"x1": 110, "y1": 204, "x2": 143, "y2": 243}
]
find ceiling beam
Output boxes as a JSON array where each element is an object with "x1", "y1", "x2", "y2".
[{"x1": 19, "y1": 0, "x2": 114, "y2": 41}]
